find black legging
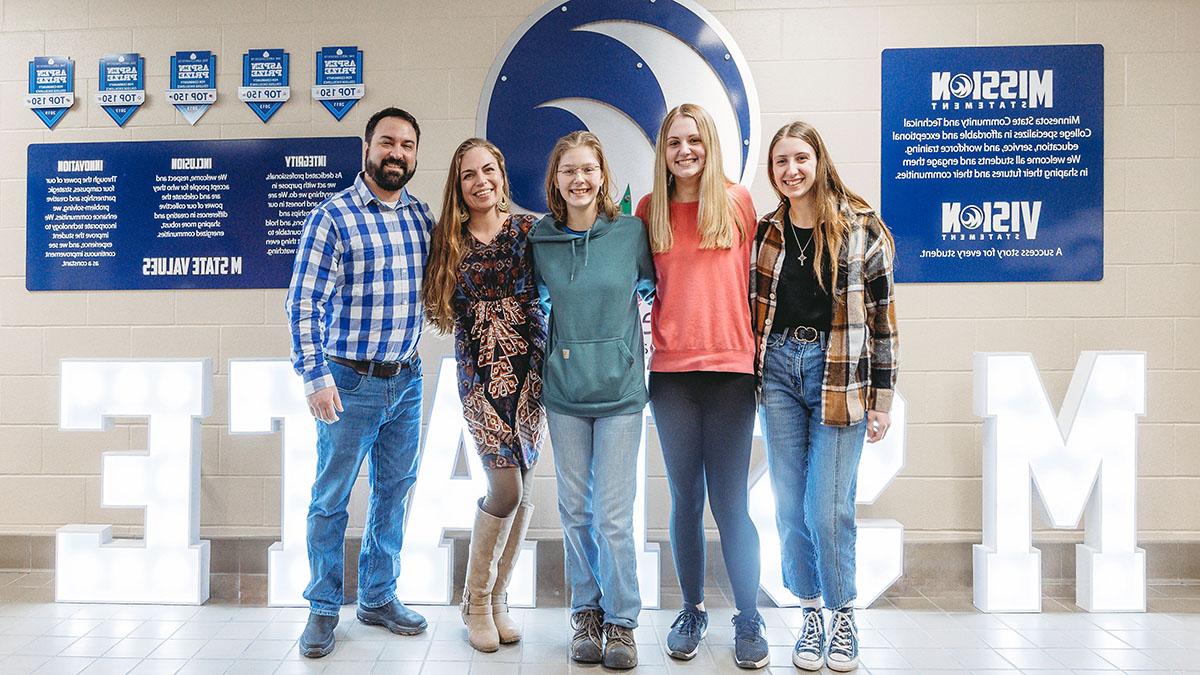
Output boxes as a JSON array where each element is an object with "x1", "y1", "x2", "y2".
[{"x1": 649, "y1": 371, "x2": 761, "y2": 615}]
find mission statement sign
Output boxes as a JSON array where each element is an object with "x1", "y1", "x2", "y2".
[
  {"x1": 881, "y1": 45, "x2": 1104, "y2": 283},
  {"x1": 26, "y1": 137, "x2": 359, "y2": 290}
]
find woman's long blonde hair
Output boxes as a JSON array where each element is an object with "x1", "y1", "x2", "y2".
[
  {"x1": 422, "y1": 138, "x2": 512, "y2": 333},
  {"x1": 766, "y1": 121, "x2": 894, "y2": 291},
  {"x1": 543, "y1": 130, "x2": 619, "y2": 224},
  {"x1": 645, "y1": 103, "x2": 742, "y2": 253}
]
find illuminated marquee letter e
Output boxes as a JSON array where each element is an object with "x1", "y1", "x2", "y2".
[
  {"x1": 973, "y1": 352, "x2": 1146, "y2": 613},
  {"x1": 56, "y1": 360, "x2": 212, "y2": 604}
]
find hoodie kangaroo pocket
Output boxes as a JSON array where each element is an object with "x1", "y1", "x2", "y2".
[{"x1": 546, "y1": 338, "x2": 638, "y2": 405}]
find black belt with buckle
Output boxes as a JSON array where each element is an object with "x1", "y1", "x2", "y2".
[
  {"x1": 329, "y1": 355, "x2": 414, "y2": 378},
  {"x1": 773, "y1": 325, "x2": 823, "y2": 343}
]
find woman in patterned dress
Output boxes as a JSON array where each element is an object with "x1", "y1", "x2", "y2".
[{"x1": 422, "y1": 138, "x2": 547, "y2": 653}]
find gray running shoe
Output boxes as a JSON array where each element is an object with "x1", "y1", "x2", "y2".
[
  {"x1": 665, "y1": 604, "x2": 708, "y2": 660},
  {"x1": 732, "y1": 611, "x2": 769, "y2": 669}
]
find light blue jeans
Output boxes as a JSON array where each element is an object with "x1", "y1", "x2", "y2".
[
  {"x1": 547, "y1": 410, "x2": 643, "y2": 628},
  {"x1": 304, "y1": 358, "x2": 423, "y2": 616},
  {"x1": 759, "y1": 334, "x2": 866, "y2": 610}
]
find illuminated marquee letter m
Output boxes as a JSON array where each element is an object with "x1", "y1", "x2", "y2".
[{"x1": 973, "y1": 352, "x2": 1145, "y2": 613}]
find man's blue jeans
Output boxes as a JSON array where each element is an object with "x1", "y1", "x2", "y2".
[
  {"x1": 547, "y1": 410, "x2": 643, "y2": 628},
  {"x1": 759, "y1": 334, "x2": 866, "y2": 610},
  {"x1": 304, "y1": 359, "x2": 423, "y2": 616}
]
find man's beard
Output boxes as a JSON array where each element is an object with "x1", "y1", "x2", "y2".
[{"x1": 366, "y1": 154, "x2": 414, "y2": 192}]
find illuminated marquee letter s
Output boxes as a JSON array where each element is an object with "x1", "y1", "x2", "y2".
[
  {"x1": 56, "y1": 360, "x2": 212, "y2": 604},
  {"x1": 750, "y1": 392, "x2": 907, "y2": 609},
  {"x1": 973, "y1": 352, "x2": 1146, "y2": 613}
]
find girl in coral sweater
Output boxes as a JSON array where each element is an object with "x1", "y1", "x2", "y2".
[{"x1": 636, "y1": 103, "x2": 767, "y2": 670}]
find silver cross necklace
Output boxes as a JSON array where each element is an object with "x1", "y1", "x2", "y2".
[{"x1": 787, "y1": 219, "x2": 814, "y2": 266}]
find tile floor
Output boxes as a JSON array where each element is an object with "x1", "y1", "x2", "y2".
[{"x1": 1, "y1": 570, "x2": 1198, "y2": 674}]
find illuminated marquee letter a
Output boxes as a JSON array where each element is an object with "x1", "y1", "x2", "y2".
[
  {"x1": 56, "y1": 360, "x2": 212, "y2": 604},
  {"x1": 395, "y1": 357, "x2": 537, "y2": 605},
  {"x1": 973, "y1": 352, "x2": 1146, "y2": 613}
]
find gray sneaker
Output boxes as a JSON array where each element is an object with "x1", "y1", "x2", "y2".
[
  {"x1": 732, "y1": 611, "x2": 769, "y2": 669},
  {"x1": 602, "y1": 623, "x2": 638, "y2": 670},
  {"x1": 665, "y1": 605, "x2": 708, "y2": 659},
  {"x1": 792, "y1": 607, "x2": 825, "y2": 670},
  {"x1": 569, "y1": 609, "x2": 603, "y2": 663}
]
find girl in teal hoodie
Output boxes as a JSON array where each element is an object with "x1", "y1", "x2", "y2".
[{"x1": 529, "y1": 131, "x2": 654, "y2": 670}]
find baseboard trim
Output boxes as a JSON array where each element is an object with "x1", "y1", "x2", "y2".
[{"x1": 5, "y1": 535, "x2": 1197, "y2": 604}]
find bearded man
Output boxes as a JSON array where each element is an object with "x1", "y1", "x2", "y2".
[{"x1": 286, "y1": 107, "x2": 434, "y2": 657}]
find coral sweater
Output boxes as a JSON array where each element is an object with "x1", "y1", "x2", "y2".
[{"x1": 636, "y1": 184, "x2": 757, "y2": 374}]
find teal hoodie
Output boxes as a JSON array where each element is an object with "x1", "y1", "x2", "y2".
[{"x1": 529, "y1": 213, "x2": 655, "y2": 417}]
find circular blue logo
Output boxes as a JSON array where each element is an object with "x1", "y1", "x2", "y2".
[
  {"x1": 949, "y1": 73, "x2": 973, "y2": 99},
  {"x1": 959, "y1": 204, "x2": 985, "y2": 230},
  {"x1": 478, "y1": 0, "x2": 759, "y2": 212}
]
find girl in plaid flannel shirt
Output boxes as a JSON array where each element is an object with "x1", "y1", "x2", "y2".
[{"x1": 751, "y1": 121, "x2": 899, "y2": 673}]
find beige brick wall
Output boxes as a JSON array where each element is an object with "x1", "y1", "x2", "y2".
[{"x1": 0, "y1": 0, "x2": 1197, "y2": 546}]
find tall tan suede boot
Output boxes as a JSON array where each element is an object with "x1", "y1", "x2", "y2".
[
  {"x1": 462, "y1": 505, "x2": 513, "y2": 652},
  {"x1": 492, "y1": 502, "x2": 534, "y2": 644}
]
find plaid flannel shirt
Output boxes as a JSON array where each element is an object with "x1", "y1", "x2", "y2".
[
  {"x1": 751, "y1": 201, "x2": 899, "y2": 426},
  {"x1": 286, "y1": 174, "x2": 434, "y2": 395}
]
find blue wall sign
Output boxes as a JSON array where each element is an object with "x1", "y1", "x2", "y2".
[
  {"x1": 240, "y1": 49, "x2": 290, "y2": 123},
  {"x1": 167, "y1": 51, "x2": 217, "y2": 125},
  {"x1": 478, "y1": 0, "x2": 758, "y2": 212},
  {"x1": 97, "y1": 53, "x2": 145, "y2": 127},
  {"x1": 26, "y1": 56, "x2": 75, "y2": 129},
  {"x1": 313, "y1": 46, "x2": 363, "y2": 121},
  {"x1": 26, "y1": 137, "x2": 360, "y2": 291},
  {"x1": 881, "y1": 45, "x2": 1104, "y2": 282}
]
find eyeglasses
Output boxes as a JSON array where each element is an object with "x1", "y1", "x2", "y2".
[{"x1": 557, "y1": 164, "x2": 601, "y2": 179}]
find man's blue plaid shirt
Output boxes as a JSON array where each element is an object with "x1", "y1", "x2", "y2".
[{"x1": 286, "y1": 173, "x2": 435, "y2": 395}]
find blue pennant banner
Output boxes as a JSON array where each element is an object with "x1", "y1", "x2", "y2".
[
  {"x1": 167, "y1": 50, "x2": 217, "y2": 125},
  {"x1": 239, "y1": 49, "x2": 290, "y2": 123},
  {"x1": 312, "y1": 46, "x2": 363, "y2": 121},
  {"x1": 26, "y1": 56, "x2": 75, "y2": 129},
  {"x1": 96, "y1": 53, "x2": 145, "y2": 127}
]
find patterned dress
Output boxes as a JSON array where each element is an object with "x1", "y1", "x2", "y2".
[{"x1": 453, "y1": 213, "x2": 547, "y2": 469}]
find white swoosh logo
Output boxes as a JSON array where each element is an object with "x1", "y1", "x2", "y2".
[
  {"x1": 536, "y1": 97, "x2": 655, "y2": 208},
  {"x1": 573, "y1": 20, "x2": 747, "y2": 183}
]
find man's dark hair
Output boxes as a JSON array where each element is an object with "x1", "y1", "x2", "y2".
[{"x1": 365, "y1": 107, "x2": 421, "y2": 145}]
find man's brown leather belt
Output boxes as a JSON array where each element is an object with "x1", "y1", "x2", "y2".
[{"x1": 328, "y1": 355, "x2": 414, "y2": 378}]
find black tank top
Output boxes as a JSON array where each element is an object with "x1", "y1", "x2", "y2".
[{"x1": 772, "y1": 212, "x2": 832, "y2": 333}]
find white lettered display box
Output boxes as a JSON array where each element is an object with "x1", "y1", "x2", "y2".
[{"x1": 881, "y1": 45, "x2": 1104, "y2": 282}]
